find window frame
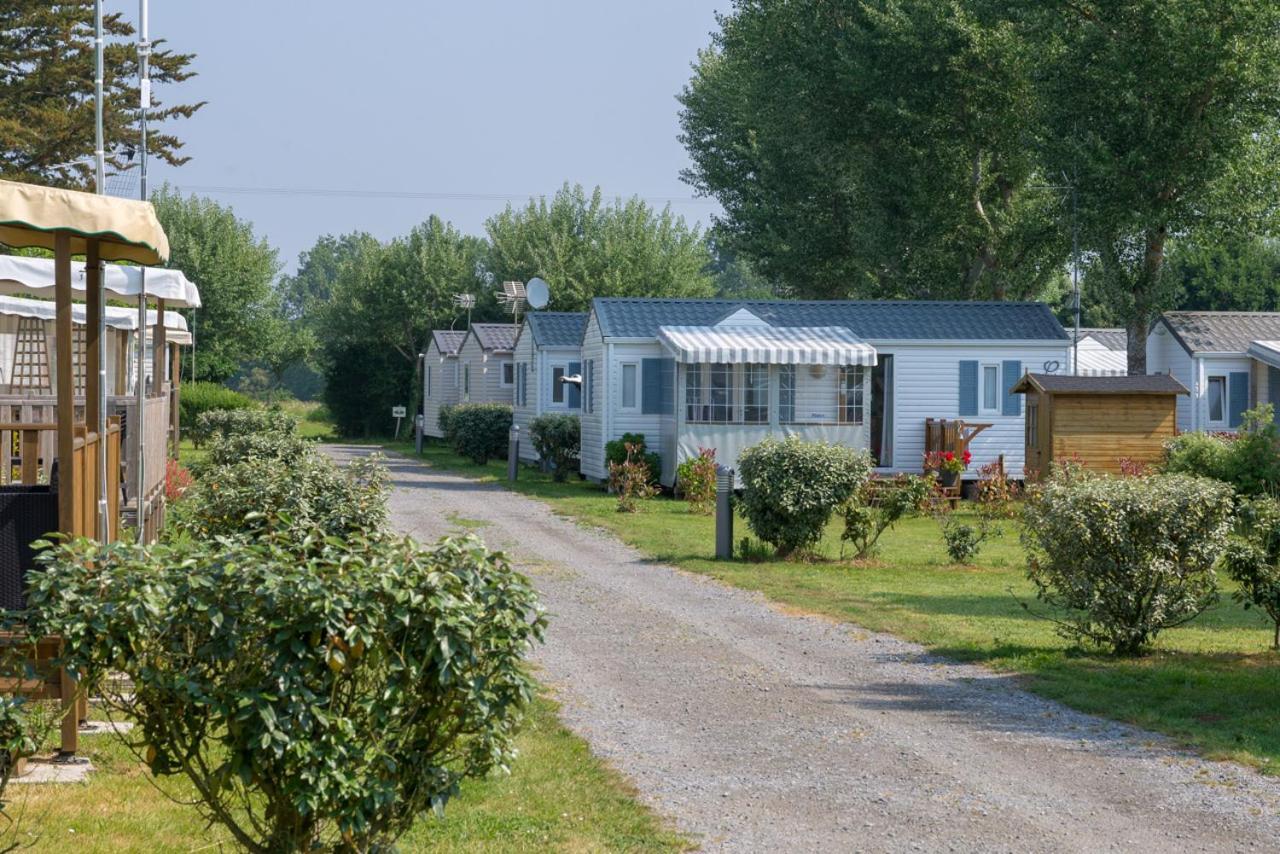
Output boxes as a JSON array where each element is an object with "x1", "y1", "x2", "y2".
[
  {"x1": 979, "y1": 362, "x2": 1001, "y2": 415},
  {"x1": 500, "y1": 361, "x2": 515, "y2": 388},
  {"x1": 463, "y1": 363, "x2": 470, "y2": 396},
  {"x1": 426, "y1": 365, "x2": 433, "y2": 399},
  {"x1": 620, "y1": 362, "x2": 639, "y2": 410},
  {"x1": 838, "y1": 365, "x2": 866, "y2": 426},
  {"x1": 778, "y1": 364, "x2": 796, "y2": 425},
  {"x1": 551, "y1": 365, "x2": 567, "y2": 405},
  {"x1": 1206, "y1": 375, "x2": 1227, "y2": 425},
  {"x1": 743, "y1": 363, "x2": 769, "y2": 424}
]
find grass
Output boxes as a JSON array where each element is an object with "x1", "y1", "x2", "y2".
[
  {"x1": 382, "y1": 439, "x2": 1280, "y2": 777},
  {"x1": 7, "y1": 696, "x2": 685, "y2": 852}
]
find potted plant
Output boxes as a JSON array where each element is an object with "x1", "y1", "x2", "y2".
[{"x1": 924, "y1": 449, "x2": 971, "y2": 489}]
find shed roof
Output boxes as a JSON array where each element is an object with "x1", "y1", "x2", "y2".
[
  {"x1": 525, "y1": 312, "x2": 586, "y2": 348},
  {"x1": 470, "y1": 323, "x2": 519, "y2": 353},
  {"x1": 1076, "y1": 328, "x2": 1127, "y2": 351},
  {"x1": 1160, "y1": 312, "x2": 1280, "y2": 354},
  {"x1": 591, "y1": 298, "x2": 1069, "y2": 341},
  {"x1": 430, "y1": 330, "x2": 466, "y2": 356},
  {"x1": 1012, "y1": 372, "x2": 1188, "y2": 396}
]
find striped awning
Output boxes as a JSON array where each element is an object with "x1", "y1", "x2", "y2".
[{"x1": 657, "y1": 325, "x2": 876, "y2": 365}]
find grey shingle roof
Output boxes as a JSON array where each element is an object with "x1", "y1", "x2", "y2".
[
  {"x1": 1013, "y1": 372, "x2": 1188, "y2": 395},
  {"x1": 1161, "y1": 312, "x2": 1280, "y2": 354},
  {"x1": 470, "y1": 323, "x2": 520, "y2": 353},
  {"x1": 591, "y1": 298, "x2": 1069, "y2": 342},
  {"x1": 1077, "y1": 328, "x2": 1128, "y2": 351},
  {"x1": 430, "y1": 330, "x2": 466, "y2": 355},
  {"x1": 526, "y1": 312, "x2": 587, "y2": 348}
]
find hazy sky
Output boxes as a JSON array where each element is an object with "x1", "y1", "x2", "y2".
[{"x1": 139, "y1": 1, "x2": 729, "y2": 273}]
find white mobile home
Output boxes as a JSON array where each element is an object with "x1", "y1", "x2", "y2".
[
  {"x1": 1069, "y1": 328, "x2": 1127, "y2": 375},
  {"x1": 511, "y1": 312, "x2": 586, "y2": 462},
  {"x1": 457, "y1": 323, "x2": 519, "y2": 405},
  {"x1": 1147, "y1": 312, "x2": 1280, "y2": 432},
  {"x1": 422, "y1": 330, "x2": 466, "y2": 438},
  {"x1": 577, "y1": 298, "x2": 1071, "y2": 486}
]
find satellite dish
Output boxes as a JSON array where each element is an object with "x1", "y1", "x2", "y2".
[{"x1": 526, "y1": 277, "x2": 550, "y2": 310}]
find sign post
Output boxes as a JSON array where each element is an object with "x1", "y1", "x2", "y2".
[{"x1": 392, "y1": 405, "x2": 407, "y2": 439}]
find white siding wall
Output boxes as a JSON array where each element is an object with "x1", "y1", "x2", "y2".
[
  {"x1": 579, "y1": 313, "x2": 608, "y2": 479},
  {"x1": 1196, "y1": 355, "x2": 1254, "y2": 433},
  {"x1": 884, "y1": 344, "x2": 1070, "y2": 478},
  {"x1": 609, "y1": 341, "x2": 668, "y2": 465},
  {"x1": 511, "y1": 330, "x2": 537, "y2": 460},
  {"x1": 457, "y1": 334, "x2": 514, "y2": 406},
  {"x1": 1147, "y1": 325, "x2": 1195, "y2": 431},
  {"x1": 421, "y1": 344, "x2": 460, "y2": 438},
  {"x1": 512, "y1": 336, "x2": 581, "y2": 463}
]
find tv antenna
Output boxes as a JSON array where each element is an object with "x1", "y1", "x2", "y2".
[
  {"x1": 498, "y1": 280, "x2": 527, "y2": 326},
  {"x1": 452, "y1": 293, "x2": 475, "y2": 329}
]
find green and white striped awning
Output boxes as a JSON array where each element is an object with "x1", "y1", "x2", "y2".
[{"x1": 657, "y1": 325, "x2": 877, "y2": 365}]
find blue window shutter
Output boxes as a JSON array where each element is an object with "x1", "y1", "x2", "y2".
[
  {"x1": 659, "y1": 358, "x2": 675, "y2": 415},
  {"x1": 958, "y1": 361, "x2": 979, "y2": 417},
  {"x1": 641, "y1": 358, "x2": 662, "y2": 414},
  {"x1": 1002, "y1": 360, "x2": 1022, "y2": 416},
  {"x1": 1270, "y1": 367, "x2": 1280, "y2": 424},
  {"x1": 1228, "y1": 371, "x2": 1250, "y2": 428},
  {"x1": 567, "y1": 361, "x2": 581, "y2": 409}
]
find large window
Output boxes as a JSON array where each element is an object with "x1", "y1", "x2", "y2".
[
  {"x1": 708, "y1": 364, "x2": 734, "y2": 422},
  {"x1": 981, "y1": 363, "x2": 1000, "y2": 413},
  {"x1": 686, "y1": 363, "x2": 768, "y2": 424},
  {"x1": 685, "y1": 363, "x2": 705, "y2": 422},
  {"x1": 743, "y1": 364, "x2": 768, "y2": 424},
  {"x1": 621, "y1": 363, "x2": 638, "y2": 409},
  {"x1": 838, "y1": 366, "x2": 865, "y2": 425},
  {"x1": 1207, "y1": 375, "x2": 1226, "y2": 423},
  {"x1": 779, "y1": 365, "x2": 796, "y2": 424}
]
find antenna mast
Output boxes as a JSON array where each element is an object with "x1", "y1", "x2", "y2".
[{"x1": 135, "y1": 0, "x2": 151, "y2": 543}]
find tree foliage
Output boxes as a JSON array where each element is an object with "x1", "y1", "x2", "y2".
[{"x1": 0, "y1": 1, "x2": 202, "y2": 188}]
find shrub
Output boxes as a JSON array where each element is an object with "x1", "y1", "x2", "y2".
[
  {"x1": 605, "y1": 433, "x2": 660, "y2": 486},
  {"x1": 164, "y1": 458, "x2": 193, "y2": 502},
  {"x1": 1021, "y1": 472, "x2": 1234, "y2": 655},
  {"x1": 941, "y1": 516, "x2": 999, "y2": 564},
  {"x1": 448, "y1": 404, "x2": 512, "y2": 464},
  {"x1": 974, "y1": 461, "x2": 1021, "y2": 519},
  {"x1": 30, "y1": 533, "x2": 545, "y2": 853},
  {"x1": 841, "y1": 474, "x2": 932, "y2": 559},
  {"x1": 1222, "y1": 405, "x2": 1280, "y2": 495},
  {"x1": 1162, "y1": 431, "x2": 1233, "y2": 482},
  {"x1": 738, "y1": 437, "x2": 873, "y2": 557},
  {"x1": 191, "y1": 407, "x2": 297, "y2": 448},
  {"x1": 179, "y1": 382, "x2": 256, "y2": 437},
  {"x1": 608, "y1": 442, "x2": 658, "y2": 512},
  {"x1": 437, "y1": 403, "x2": 457, "y2": 440},
  {"x1": 529, "y1": 413, "x2": 580, "y2": 482},
  {"x1": 676, "y1": 448, "x2": 718, "y2": 514},
  {"x1": 1221, "y1": 497, "x2": 1280, "y2": 649},
  {"x1": 197, "y1": 430, "x2": 312, "y2": 471}
]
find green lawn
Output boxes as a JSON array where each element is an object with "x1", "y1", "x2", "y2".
[
  {"x1": 384, "y1": 439, "x2": 1280, "y2": 777},
  {"x1": 9, "y1": 695, "x2": 685, "y2": 853}
]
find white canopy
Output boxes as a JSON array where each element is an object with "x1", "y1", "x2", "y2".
[
  {"x1": 0, "y1": 255, "x2": 201, "y2": 308},
  {"x1": 0, "y1": 294, "x2": 192, "y2": 345},
  {"x1": 657, "y1": 325, "x2": 877, "y2": 366}
]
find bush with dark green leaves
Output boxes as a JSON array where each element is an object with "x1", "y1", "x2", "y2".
[
  {"x1": 192, "y1": 407, "x2": 297, "y2": 448},
  {"x1": 446, "y1": 404, "x2": 513, "y2": 464},
  {"x1": 196, "y1": 430, "x2": 312, "y2": 472},
  {"x1": 179, "y1": 382, "x2": 256, "y2": 439},
  {"x1": 29, "y1": 533, "x2": 545, "y2": 854},
  {"x1": 1162, "y1": 405, "x2": 1280, "y2": 495},
  {"x1": 605, "y1": 433, "x2": 660, "y2": 486},
  {"x1": 1022, "y1": 472, "x2": 1234, "y2": 655},
  {"x1": 437, "y1": 403, "x2": 457, "y2": 440},
  {"x1": 941, "y1": 516, "x2": 1000, "y2": 564},
  {"x1": 1162, "y1": 431, "x2": 1233, "y2": 482},
  {"x1": 1222, "y1": 497, "x2": 1280, "y2": 649},
  {"x1": 738, "y1": 437, "x2": 873, "y2": 557},
  {"x1": 529, "y1": 413, "x2": 580, "y2": 481}
]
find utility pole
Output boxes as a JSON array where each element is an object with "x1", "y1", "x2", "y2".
[
  {"x1": 1071, "y1": 183, "x2": 1081, "y2": 377},
  {"x1": 93, "y1": 0, "x2": 109, "y2": 541},
  {"x1": 135, "y1": 0, "x2": 151, "y2": 543}
]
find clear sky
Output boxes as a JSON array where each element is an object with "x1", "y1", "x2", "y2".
[{"x1": 140, "y1": 0, "x2": 729, "y2": 273}]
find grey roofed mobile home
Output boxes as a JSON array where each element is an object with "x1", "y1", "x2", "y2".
[
  {"x1": 1068, "y1": 327, "x2": 1128, "y2": 375},
  {"x1": 456, "y1": 322, "x2": 520, "y2": 406},
  {"x1": 421, "y1": 329, "x2": 466, "y2": 438},
  {"x1": 577, "y1": 297, "x2": 1071, "y2": 486},
  {"x1": 1147, "y1": 311, "x2": 1280, "y2": 433},
  {"x1": 511, "y1": 312, "x2": 588, "y2": 462}
]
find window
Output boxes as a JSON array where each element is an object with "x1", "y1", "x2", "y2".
[
  {"x1": 426, "y1": 366, "x2": 433, "y2": 399},
  {"x1": 586, "y1": 360, "x2": 596, "y2": 413},
  {"x1": 1026, "y1": 402, "x2": 1038, "y2": 449},
  {"x1": 838, "y1": 366, "x2": 865, "y2": 425},
  {"x1": 621, "y1": 363, "x2": 638, "y2": 409},
  {"x1": 501, "y1": 361, "x2": 514, "y2": 387},
  {"x1": 743, "y1": 364, "x2": 768, "y2": 424},
  {"x1": 685, "y1": 363, "x2": 705, "y2": 422},
  {"x1": 779, "y1": 365, "x2": 795, "y2": 424},
  {"x1": 981, "y1": 364, "x2": 999, "y2": 413},
  {"x1": 463, "y1": 363, "x2": 470, "y2": 396},
  {"x1": 1207, "y1": 375, "x2": 1226, "y2": 423},
  {"x1": 708, "y1": 364, "x2": 734, "y2": 423},
  {"x1": 552, "y1": 366, "x2": 566, "y2": 403}
]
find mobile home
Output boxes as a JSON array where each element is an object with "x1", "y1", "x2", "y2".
[
  {"x1": 456, "y1": 323, "x2": 519, "y2": 405},
  {"x1": 422, "y1": 329, "x2": 465, "y2": 438},
  {"x1": 511, "y1": 312, "x2": 586, "y2": 462}
]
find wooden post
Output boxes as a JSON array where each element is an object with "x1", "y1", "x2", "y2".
[
  {"x1": 86, "y1": 240, "x2": 103, "y2": 541},
  {"x1": 153, "y1": 298, "x2": 167, "y2": 396},
  {"x1": 58, "y1": 664, "x2": 78, "y2": 756},
  {"x1": 54, "y1": 232, "x2": 76, "y2": 536}
]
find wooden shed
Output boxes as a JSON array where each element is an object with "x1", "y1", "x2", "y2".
[{"x1": 1011, "y1": 373, "x2": 1188, "y2": 479}]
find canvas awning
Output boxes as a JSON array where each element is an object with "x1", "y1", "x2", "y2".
[
  {"x1": 0, "y1": 255, "x2": 201, "y2": 308},
  {"x1": 657, "y1": 325, "x2": 877, "y2": 365},
  {"x1": 0, "y1": 180, "x2": 169, "y2": 265},
  {"x1": 0, "y1": 294, "x2": 192, "y2": 344},
  {"x1": 1248, "y1": 340, "x2": 1280, "y2": 371}
]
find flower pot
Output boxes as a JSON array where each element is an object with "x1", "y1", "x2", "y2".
[{"x1": 939, "y1": 470, "x2": 959, "y2": 489}]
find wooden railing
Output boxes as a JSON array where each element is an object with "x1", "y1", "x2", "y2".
[{"x1": 0, "y1": 419, "x2": 122, "y2": 541}]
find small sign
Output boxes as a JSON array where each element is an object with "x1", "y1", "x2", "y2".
[{"x1": 391, "y1": 406, "x2": 407, "y2": 418}]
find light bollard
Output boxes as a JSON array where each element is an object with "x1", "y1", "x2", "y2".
[
  {"x1": 508, "y1": 425, "x2": 520, "y2": 482},
  {"x1": 414, "y1": 414, "x2": 424, "y2": 455},
  {"x1": 715, "y1": 465, "x2": 734, "y2": 560}
]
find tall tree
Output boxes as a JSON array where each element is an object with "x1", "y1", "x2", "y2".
[
  {"x1": 679, "y1": 0, "x2": 1067, "y2": 301},
  {"x1": 1164, "y1": 238, "x2": 1280, "y2": 313},
  {"x1": 152, "y1": 186, "x2": 280, "y2": 383},
  {"x1": 484, "y1": 183, "x2": 715, "y2": 309},
  {"x1": 0, "y1": 2, "x2": 203, "y2": 188},
  {"x1": 279, "y1": 232, "x2": 375, "y2": 322},
  {"x1": 1031, "y1": 0, "x2": 1280, "y2": 372}
]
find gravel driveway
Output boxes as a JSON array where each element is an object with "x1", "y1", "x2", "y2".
[{"x1": 327, "y1": 445, "x2": 1280, "y2": 852}]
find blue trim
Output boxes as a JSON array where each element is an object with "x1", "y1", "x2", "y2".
[
  {"x1": 1002, "y1": 360, "x2": 1022, "y2": 416},
  {"x1": 958, "y1": 361, "x2": 979, "y2": 417}
]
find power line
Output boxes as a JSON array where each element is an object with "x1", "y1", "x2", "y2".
[{"x1": 170, "y1": 183, "x2": 720, "y2": 206}]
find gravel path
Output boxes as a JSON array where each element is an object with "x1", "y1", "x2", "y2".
[{"x1": 327, "y1": 445, "x2": 1280, "y2": 852}]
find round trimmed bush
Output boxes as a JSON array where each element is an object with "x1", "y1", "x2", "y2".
[
  {"x1": 447, "y1": 404, "x2": 513, "y2": 464},
  {"x1": 529, "y1": 413, "x2": 580, "y2": 481}
]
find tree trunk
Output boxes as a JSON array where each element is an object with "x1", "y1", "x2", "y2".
[{"x1": 1125, "y1": 227, "x2": 1167, "y2": 375}]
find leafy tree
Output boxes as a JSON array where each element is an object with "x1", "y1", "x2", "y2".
[
  {"x1": 0, "y1": 2, "x2": 202, "y2": 188},
  {"x1": 1033, "y1": 0, "x2": 1280, "y2": 372},
  {"x1": 484, "y1": 183, "x2": 715, "y2": 310},
  {"x1": 1164, "y1": 237, "x2": 1280, "y2": 312},
  {"x1": 152, "y1": 187, "x2": 280, "y2": 383},
  {"x1": 679, "y1": 0, "x2": 1067, "y2": 301},
  {"x1": 279, "y1": 232, "x2": 376, "y2": 322}
]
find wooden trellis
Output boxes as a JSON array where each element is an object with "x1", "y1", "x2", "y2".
[{"x1": 11, "y1": 317, "x2": 50, "y2": 393}]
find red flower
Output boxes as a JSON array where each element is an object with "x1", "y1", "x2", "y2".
[{"x1": 943, "y1": 451, "x2": 955, "y2": 462}]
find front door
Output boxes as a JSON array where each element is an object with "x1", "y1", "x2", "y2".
[{"x1": 869, "y1": 355, "x2": 893, "y2": 467}]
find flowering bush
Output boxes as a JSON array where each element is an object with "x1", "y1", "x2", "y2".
[
  {"x1": 676, "y1": 448, "x2": 718, "y2": 514},
  {"x1": 974, "y1": 461, "x2": 1021, "y2": 519},
  {"x1": 165, "y1": 458, "x2": 193, "y2": 502},
  {"x1": 608, "y1": 442, "x2": 657, "y2": 512},
  {"x1": 924, "y1": 449, "x2": 971, "y2": 476}
]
